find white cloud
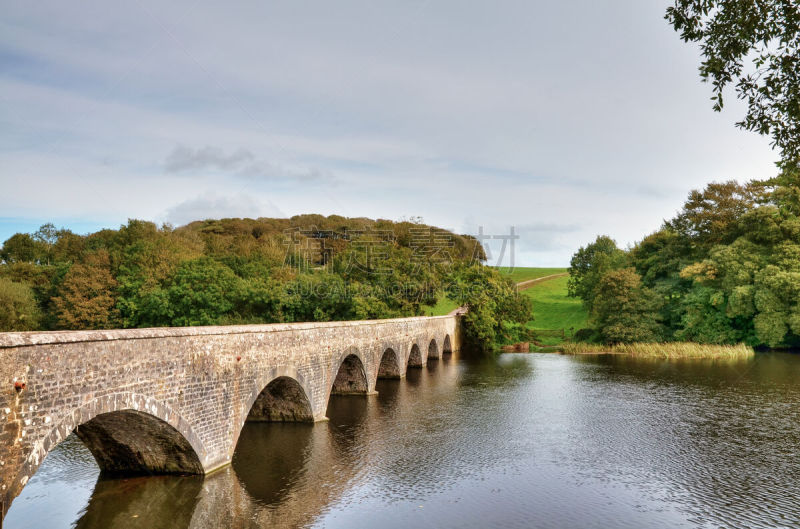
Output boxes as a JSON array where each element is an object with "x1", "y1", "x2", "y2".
[
  {"x1": 165, "y1": 146, "x2": 255, "y2": 172},
  {"x1": 164, "y1": 145, "x2": 334, "y2": 183},
  {"x1": 162, "y1": 192, "x2": 285, "y2": 226}
]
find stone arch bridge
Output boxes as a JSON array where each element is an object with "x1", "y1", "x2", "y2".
[{"x1": 0, "y1": 314, "x2": 460, "y2": 520}]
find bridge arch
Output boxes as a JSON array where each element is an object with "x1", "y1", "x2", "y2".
[
  {"x1": 443, "y1": 334, "x2": 453, "y2": 356},
  {"x1": 6, "y1": 392, "x2": 205, "y2": 516},
  {"x1": 427, "y1": 338, "x2": 440, "y2": 362},
  {"x1": 407, "y1": 343, "x2": 423, "y2": 368},
  {"x1": 377, "y1": 348, "x2": 402, "y2": 379},
  {"x1": 330, "y1": 347, "x2": 369, "y2": 395},
  {"x1": 232, "y1": 366, "x2": 318, "y2": 449},
  {"x1": 246, "y1": 376, "x2": 314, "y2": 423}
]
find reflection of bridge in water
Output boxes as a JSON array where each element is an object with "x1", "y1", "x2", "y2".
[
  {"x1": 1, "y1": 315, "x2": 460, "y2": 521},
  {"x1": 16, "y1": 364, "x2": 462, "y2": 528}
]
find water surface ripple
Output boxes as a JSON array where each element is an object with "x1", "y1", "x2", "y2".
[{"x1": 6, "y1": 352, "x2": 800, "y2": 528}]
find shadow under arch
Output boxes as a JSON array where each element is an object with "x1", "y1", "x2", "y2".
[
  {"x1": 4, "y1": 393, "x2": 205, "y2": 521},
  {"x1": 246, "y1": 376, "x2": 314, "y2": 423},
  {"x1": 331, "y1": 351, "x2": 369, "y2": 395},
  {"x1": 407, "y1": 343, "x2": 423, "y2": 368},
  {"x1": 377, "y1": 348, "x2": 402, "y2": 379},
  {"x1": 427, "y1": 338, "x2": 440, "y2": 364},
  {"x1": 443, "y1": 334, "x2": 453, "y2": 356}
]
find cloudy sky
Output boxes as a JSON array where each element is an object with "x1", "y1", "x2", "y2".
[{"x1": 1, "y1": 1, "x2": 778, "y2": 266}]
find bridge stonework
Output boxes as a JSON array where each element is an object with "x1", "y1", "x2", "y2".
[{"x1": 0, "y1": 315, "x2": 461, "y2": 519}]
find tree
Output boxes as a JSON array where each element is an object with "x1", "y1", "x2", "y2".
[
  {"x1": 51, "y1": 250, "x2": 119, "y2": 330},
  {"x1": 589, "y1": 268, "x2": 663, "y2": 344},
  {"x1": 567, "y1": 236, "x2": 627, "y2": 310},
  {"x1": 0, "y1": 278, "x2": 41, "y2": 331},
  {"x1": 666, "y1": 0, "x2": 800, "y2": 164},
  {"x1": 666, "y1": 180, "x2": 762, "y2": 249},
  {"x1": 448, "y1": 263, "x2": 532, "y2": 352},
  {"x1": 1, "y1": 233, "x2": 38, "y2": 263},
  {"x1": 33, "y1": 223, "x2": 59, "y2": 265},
  {"x1": 160, "y1": 258, "x2": 244, "y2": 327}
]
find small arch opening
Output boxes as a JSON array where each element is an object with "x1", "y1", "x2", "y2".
[
  {"x1": 331, "y1": 354, "x2": 368, "y2": 395},
  {"x1": 377, "y1": 348, "x2": 402, "y2": 379},
  {"x1": 407, "y1": 343, "x2": 423, "y2": 368},
  {"x1": 427, "y1": 339, "x2": 439, "y2": 364},
  {"x1": 247, "y1": 376, "x2": 314, "y2": 423},
  {"x1": 443, "y1": 334, "x2": 453, "y2": 356}
]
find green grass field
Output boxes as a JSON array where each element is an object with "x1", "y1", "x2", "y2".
[
  {"x1": 495, "y1": 266, "x2": 566, "y2": 283},
  {"x1": 425, "y1": 268, "x2": 588, "y2": 336},
  {"x1": 423, "y1": 295, "x2": 460, "y2": 316},
  {"x1": 523, "y1": 274, "x2": 588, "y2": 344}
]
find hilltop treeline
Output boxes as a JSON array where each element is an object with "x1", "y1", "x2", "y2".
[
  {"x1": 0, "y1": 215, "x2": 530, "y2": 351},
  {"x1": 568, "y1": 167, "x2": 800, "y2": 348}
]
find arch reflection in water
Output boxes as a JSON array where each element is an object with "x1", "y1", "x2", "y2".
[
  {"x1": 74, "y1": 474, "x2": 203, "y2": 529},
  {"x1": 232, "y1": 422, "x2": 315, "y2": 506}
]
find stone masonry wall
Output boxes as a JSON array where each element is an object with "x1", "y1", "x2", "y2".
[{"x1": 0, "y1": 314, "x2": 461, "y2": 520}]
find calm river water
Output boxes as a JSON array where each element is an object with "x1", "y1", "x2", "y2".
[{"x1": 6, "y1": 352, "x2": 800, "y2": 528}]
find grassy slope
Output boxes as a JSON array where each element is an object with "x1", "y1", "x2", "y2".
[
  {"x1": 426, "y1": 268, "x2": 583, "y2": 325},
  {"x1": 495, "y1": 266, "x2": 566, "y2": 283},
  {"x1": 423, "y1": 296, "x2": 460, "y2": 316},
  {"x1": 523, "y1": 275, "x2": 588, "y2": 343}
]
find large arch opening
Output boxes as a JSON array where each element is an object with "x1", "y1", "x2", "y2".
[
  {"x1": 427, "y1": 339, "x2": 440, "y2": 364},
  {"x1": 407, "y1": 344, "x2": 423, "y2": 368},
  {"x1": 3, "y1": 396, "x2": 204, "y2": 525},
  {"x1": 443, "y1": 334, "x2": 453, "y2": 356},
  {"x1": 74, "y1": 410, "x2": 204, "y2": 476},
  {"x1": 246, "y1": 376, "x2": 314, "y2": 423},
  {"x1": 331, "y1": 354, "x2": 368, "y2": 395},
  {"x1": 377, "y1": 348, "x2": 402, "y2": 379}
]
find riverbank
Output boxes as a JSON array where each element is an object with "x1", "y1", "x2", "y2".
[{"x1": 558, "y1": 342, "x2": 755, "y2": 359}]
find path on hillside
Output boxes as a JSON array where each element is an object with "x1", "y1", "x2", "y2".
[
  {"x1": 447, "y1": 272, "x2": 569, "y2": 316},
  {"x1": 516, "y1": 272, "x2": 569, "y2": 291}
]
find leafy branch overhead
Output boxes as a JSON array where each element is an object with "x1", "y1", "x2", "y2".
[{"x1": 666, "y1": 0, "x2": 800, "y2": 164}]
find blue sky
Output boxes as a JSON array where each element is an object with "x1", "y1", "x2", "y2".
[{"x1": 0, "y1": 1, "x2": 778, "y2": 265}]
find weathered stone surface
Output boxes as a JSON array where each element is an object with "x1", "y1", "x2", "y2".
[{"x1": 0, "y1": 314, "x2": 461, "y2": 520}]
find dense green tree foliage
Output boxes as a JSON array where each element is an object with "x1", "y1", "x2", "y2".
[
  {"x1": 589, "y1": 268, "x2": 663, "y2": 344},
  {"x1": 567, "y1": 235, "x2": 627, "y2": 311},
  {"x1": 570, "y1": 175, "x2": 800, "y2": 347},
  {"x1": 0, "y1": 215, "x2": 518, "y2": 351},
  {"x1": 0, "y1": 278, "x2": 41, "y2": 331},
  {"x1": 447, "y1": 263, "x2": 532, "y2": 353}
]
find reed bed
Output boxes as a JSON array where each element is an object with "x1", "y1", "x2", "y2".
[{"x1": 559, "y1": 342, "x2": 755, "y2": 359}]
